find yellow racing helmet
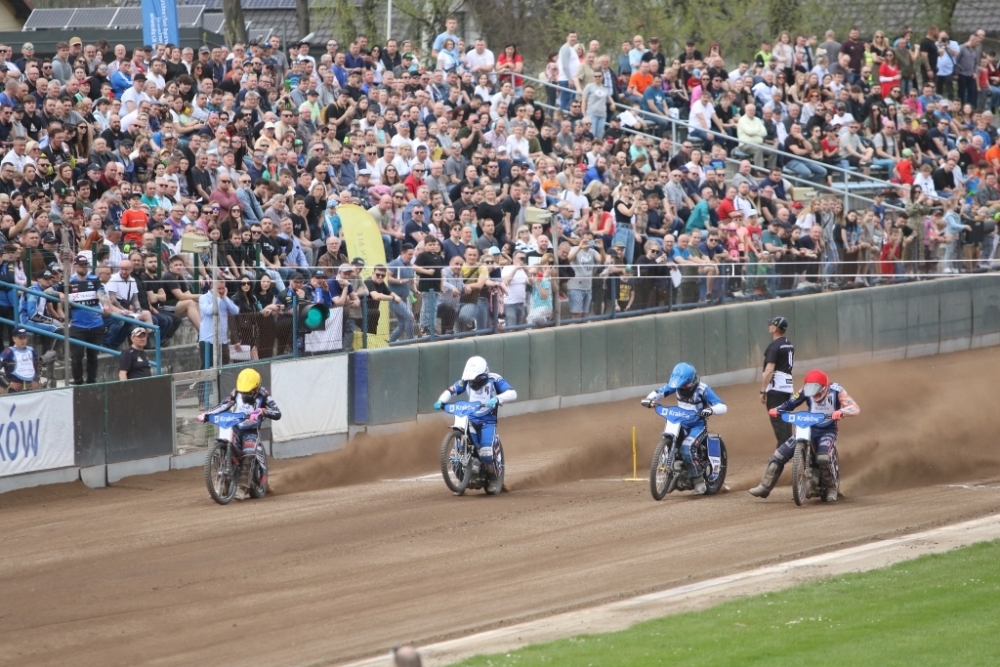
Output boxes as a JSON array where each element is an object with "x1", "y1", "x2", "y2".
[{"x1": 236, "y1": 368, "x2": 261, "y2": 396}]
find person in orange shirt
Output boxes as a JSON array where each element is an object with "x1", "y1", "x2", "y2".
[
  {"x1": 985, "y1": 139, "x2": 1000, "y2": 174},
  {"x1": 119, "y1": 192, "x2": 150, "y2": 247},
  {"x1": 626, "y1": 61, "x2": 654, "y2": 104}
]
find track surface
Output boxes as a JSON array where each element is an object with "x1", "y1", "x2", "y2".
[{"x1": 3, "y1": 349, "x2": 1000, "y2": 667}]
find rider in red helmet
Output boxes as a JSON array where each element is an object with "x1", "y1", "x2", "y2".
[{"x1": 749, "y1": 369, "x2": 859, "y2": 501}]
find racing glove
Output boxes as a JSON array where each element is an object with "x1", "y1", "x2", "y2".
[
  {"x1": 641, "y1": 391, "x2": 658, "y2": 408},
  {"x1": 486, "y1": 398, "x2": 499, "y2": 410},
  {"x1": 768, "y1": 408, "x2": 779, "y2": 418},
  {"x1": 196, "y1": 413, "x2": 206, "y2": 423},
  {"x1": 699, "y1": 407, "x2": 713, "y2": 418},
  {"x1": 832, "y1": 410, "x2": 843, "y2": 420},
  {"x1": 640, "y1": 399, "x2": 653, "y2": 408},
  {"x1": 433, "y1": 401, "x2": 444, "y2": 411}
]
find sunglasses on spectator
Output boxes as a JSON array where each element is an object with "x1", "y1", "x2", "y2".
[{"x1": 373, "y1": 272, "x2": 386, "y2": 278}]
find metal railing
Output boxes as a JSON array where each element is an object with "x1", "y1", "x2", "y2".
[
  {"x1": 518, "y1": 72, "x2": 904, "y2": 196},
  {"x1": 0, "y1": 281, "x2": 162, "y2": 384}
]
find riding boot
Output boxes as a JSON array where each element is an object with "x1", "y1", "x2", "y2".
[
  {"x1": 691, "y1": 474, "x2": 707, "y2": 495},
  {"x1": 749, "y1": 461, "x2": 780, "y2": 498},
  {"x1": 819, "y1": 465, "x2": 838, "y2": 502}
]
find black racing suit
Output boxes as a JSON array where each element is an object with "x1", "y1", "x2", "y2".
[{"x1": 204, "y1": 387, "x2": 281, "y2": 485}]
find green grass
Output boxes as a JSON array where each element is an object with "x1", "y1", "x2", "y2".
[{"x1": 452, "y1": 540, "x2": 1000, "y2": 667}]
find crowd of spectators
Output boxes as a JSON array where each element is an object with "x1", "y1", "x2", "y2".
[{"x1": 0, "y1": 21, "x2": 996, "y2": 386}]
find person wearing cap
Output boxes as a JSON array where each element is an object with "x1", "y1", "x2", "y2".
[
  {"x1": 55, "y1": 254, "x2": 110, "y2": 385},
  {"x1": 0, "y1": 326, "x2": 40, "y2": 393},
  {"x1": 760, "y1": 315, "x2": 795, "y2": 445},
  {"x1": 327, "y1": 264, "x2": 360, "y2": 317},
  {"x1": 118, "y1": 327, "x2": 153, "y2": 380},
  {"x1": 19, "y1": 269, "x2": 63, "y2": 363}
]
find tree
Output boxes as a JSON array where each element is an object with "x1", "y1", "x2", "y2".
[
  {"x1": 297, "y1": 0, "x2": 310, "y2": 39},
  {"x1": 221, "y1": 0, "x2": 248, "y2": 45}
]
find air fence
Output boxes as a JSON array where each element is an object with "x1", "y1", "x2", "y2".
[{"x1": 1, "y1": 274, "x2": 998, "y2": 493}]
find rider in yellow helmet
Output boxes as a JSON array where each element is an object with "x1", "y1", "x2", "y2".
[{"x1": 199, "y1": 368, "x2": 282, "y2": 488}]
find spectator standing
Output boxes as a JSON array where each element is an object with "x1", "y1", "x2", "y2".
[
  {"x1": 0, "y1": 326, "x2": 39, "y2": 393},
  {"x1": 566, "y1": 232, "x2": 603, "y2": 318},
  {"x1": 760, "y1": 316, "x2": 794, "y2": 448},
  {"x1": 61, "y1": 253, "x2": 111, "y2": 385},
  {"x1": 118, "y1": 328, "x2": 152, "y2": 380},
  {"x1": 363, "y1": 264, "x2": 400, "y2": 336},
  {"x1": 934, "y1": 31, "x2": 960, "y2": 99},
  {"x1": 500, "y1": 251, "x2": 529, "y2": 326},
  {"x1": 956, "y1": 31, "x2": 984, "y2": 108},
  {"x1": 387, "y1": 243, "x2": 416, "y2": 341},
  {"x1": 413, "y1": 236, "x2": 445, "y2": 336},
  {"x1": 197, "y1": 280, "x2": 239, "y2": 368},
  {"x1": 556, "y1": 32, "x2": 581, "y2": 111}
]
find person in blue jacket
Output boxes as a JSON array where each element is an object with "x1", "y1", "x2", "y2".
[
  {"x1": 434, "y1": 356, "x2": 517, "y2": 493},
  {"x1": 641, "y1": 362, "x2": 728, "y2": 494}
]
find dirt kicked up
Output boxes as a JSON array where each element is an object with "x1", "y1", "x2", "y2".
[{"x1": 2, "y1": 348, "x2": 1000, "y2": 667}]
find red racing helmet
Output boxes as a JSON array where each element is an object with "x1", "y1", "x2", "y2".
[{"x1": 802, "y1": 369, "x2": 830, "y2": 398}]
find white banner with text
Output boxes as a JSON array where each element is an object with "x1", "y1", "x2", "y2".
[
  {"x1": 270, "y1": 355, "x2": 348, "y2": 442},
  {"x1": 0, "y1": 389, "x2": 75, "y2": 477}
]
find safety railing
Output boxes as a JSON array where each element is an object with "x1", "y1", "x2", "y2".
[
  {"x1": 518, "y1": 72, "x2": 905, "y2": 196},
  {"x1": 516, "y1": 74, "x2": 905, "y2": 216},
  {"x1": 0, "y1": 281, "x2": 162, "y2": 384}
]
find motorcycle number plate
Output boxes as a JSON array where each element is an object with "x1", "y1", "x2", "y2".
[
  {"x1": 708, "y1": 456, "x2": 721, "y2": 475},
  {"x1": 794, "y1": 425, "x2": 812, "y2": 442},
  {"x1": 453, "y1": 415, "x2": 469, "y2": 430}
]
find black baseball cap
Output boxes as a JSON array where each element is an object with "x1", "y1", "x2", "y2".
[{"x1": 769, "y1": 316, "x2": 788, "y2": 331}]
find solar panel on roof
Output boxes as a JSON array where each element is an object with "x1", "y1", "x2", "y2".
[
  {"x1": 71, "y1": 8, "x2": 121, "y2": 29},
  {"x1": 23, "y1": 9, "x2": 77, "y2": 30},
  {"x1": 113, "y1": 7, "x2": 142, "y2": 29},
  {"x1": 202, "y1": 13, "x2": 225, "y2": 33},
  {"x1": 178, "y1": 5, "x2": 204, "y2": 27}
]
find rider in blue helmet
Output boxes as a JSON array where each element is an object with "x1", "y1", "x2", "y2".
[{"x1": 641, "y1": 362, "x2": 728, "y2": 494}]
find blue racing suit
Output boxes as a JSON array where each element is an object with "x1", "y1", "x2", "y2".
[
  {"x1": 769, "y1": 383, "x2": 860, "y2": 489},
  {"x1": 438, "y1": 374, "x2": 517, "y2": 479},
  {"x1": 648, "y1": 381, "x2": 728, "y2": 478}
]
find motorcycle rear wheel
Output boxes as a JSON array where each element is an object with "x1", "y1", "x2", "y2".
[
  {"x1": 649, "y1": 437, "x2": 674, "y2": 501},
  {"x1": 441, "y1": 431, "x2": 474, "y2": 495},
  {"x1": 702, "y1": 438, "x2": 728, "y2": 496},
  {"x1": 791, "y1": 441, "x2": 809, "y2": 506},
  {"x1": 205, "y1": 442, "x2": 238, "y2": 505},
  {"x1": 249, "y1": 460, "x2": 268, "y2": 499}
]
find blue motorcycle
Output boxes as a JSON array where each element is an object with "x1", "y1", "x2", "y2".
[
  {"x1": 781, "y1": 411, "x2": 838, "y2": 506},
  {"x1": 439, "y1": 401, "x2": 505, "y2": 496},
  {"x1": 203, "y1": 411, "x2": 267, "y2": 505},
  {"x1": 649, "y1": 404, "x2": 728, "y2": 500}
]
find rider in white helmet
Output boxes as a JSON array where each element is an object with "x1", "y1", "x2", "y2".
[{"x1": 434, "y1": 356, "x2": 517, "y2": 493}]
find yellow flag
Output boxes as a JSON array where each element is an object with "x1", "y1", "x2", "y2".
[{"x1": 337, "y1": 204, "x2": 390, "y2": 347}]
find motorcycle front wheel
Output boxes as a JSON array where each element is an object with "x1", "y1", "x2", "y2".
[
  {"x1": 649, "y1": 437, "x2": 675, "y2": 501},
  {"x1": 205, "y1": 442, "x2": 238, "y2": 505},
  {"x1": 792, "y1": 440, "x2": 809, "y2": 506},
  {"x1": 441, "y1": 430, "x2": 474, "y2": 495}
]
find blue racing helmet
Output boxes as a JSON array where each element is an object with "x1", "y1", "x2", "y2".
[{"x1": 667, "y1": 362, "x2": 699, "y2": 391}]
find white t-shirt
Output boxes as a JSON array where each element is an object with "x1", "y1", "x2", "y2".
[
  {"x1": 506, "y1": 135, "x2": 530, "y2": 161},
  {"x1": 121, "y1": 88, "x2": 151, "y2": 113},
  {"x1": 556, "y1": 44, "x2": 580, "y2": 82},
  {"x1": 691, "y1": 98, "x2": 715, "y2": 130},
  {"x1": 105, "y1": 274, "x2": 139, "y2": 307},
  {"x1": 560, "y1": 190, "x2": 589, "y2": 219},
  {"x1": 501, "y1": 265, "x2": 528, "y2": 305},
  {"x1": 390, "y1": 133, "x2": 415, "y2": 152},
  {"x1": 465, "y1": 49, "x2": 496, "y2": 82}
]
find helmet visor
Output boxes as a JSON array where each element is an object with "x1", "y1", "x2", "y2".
[
  {"x1": 239, "y1": 391, "x2": 257, "y2": 404},
  {"x1": 469, "y1": 374, "x2": 489, "y2": 391},
  {"x1": 802, "y1": 382, "x2": 824, "y2": 397}
]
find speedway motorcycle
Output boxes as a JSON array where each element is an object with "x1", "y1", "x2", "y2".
[
  {"x1": 439, "y1": 401, "x2": 505, "y2": 496},
  {"x1": 204, "y1": 411, "x2": 268, "y2": 505},
  {"x1": 781, "y1": 411, "x2": 839, "y2": 506},
  {"x1": 649, "y1": 404, "x2": 728, "y2": 500}
]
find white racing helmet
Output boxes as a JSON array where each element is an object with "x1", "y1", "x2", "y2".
[{"x1": 462, "y1": 356, "x2": 490, "y2": 390}]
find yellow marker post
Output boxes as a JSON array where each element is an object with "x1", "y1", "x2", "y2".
[{"x1": 623, "y1": 426, "x2": 644, "y2": 481}]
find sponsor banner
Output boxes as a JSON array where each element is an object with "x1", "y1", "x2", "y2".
[
  {"x1": 271, "y1": 355, "x2": 348, "y2": 441},
  {"x1": 0, "y1": 389, "x2": 74, "y2": 477},
  {"x1": 141, "y1": 0, "x2": 179, "y2": 48}
]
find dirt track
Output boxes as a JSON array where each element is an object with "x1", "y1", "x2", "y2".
[{"x1": 3, "y1": 349, "x2": 1000, "y2": 667}]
